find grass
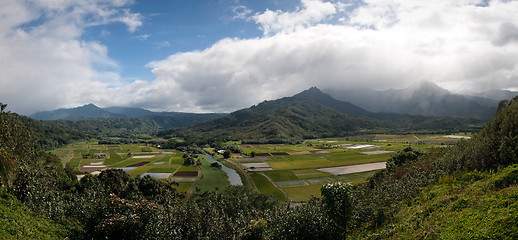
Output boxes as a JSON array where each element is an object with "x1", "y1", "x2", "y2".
[
  {"x1": 196, "y1": 154, "x2": 230, "y2": 192},
  {"x1": 51, "y1": 135, "x2": 457, "y2": 202},
  {"x1": 332, "y1": 170, "x2": 378, "y2": 184},
  {"x1": 175, "y1": 182, "x2": 194, "y2": 194},
  {"x1": 352, "y1": 165, "x2": 518, "y2": 239},
  {"x1": 263, "y1": 170, "x2": 299, "y2": 182},
  {"x1": 282, "y1": 184, "x2": 324, "y2": 202},
  {"x1": 104, "y1": 149, "x2": 125, "y2": 165},
  {"x1": 249, "y1": 172, "x2": 288, "y2": 201},
  {"x1": 178, "y1": 165, "x2": 198, "y2": 171},
  {"x1": 266, "y1": 151, "x2": 391, "y2": 170},
  {"x1": 297, "y1": 173, "x2": 332, "y2": 179},
  {"x1": 241, "y1": 144, "x2": 315, "y2": 154}
]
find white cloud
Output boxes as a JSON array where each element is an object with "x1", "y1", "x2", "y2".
[
  {"x1": 232, "y1": 5, "x2": 253, "y2": 20},
  {"x1": 253, "y1": 0, "x2": 338, "y2": 35},
  {"x1": 2, "y1": 0, "x2": 518, "y2": 115},
  {"x1": 135, "y1": 34, "x2": 149, "y2": 40},
  {"x1": 153, "y1": 40, "x2": 171, "y2": 49},
  {"x1": 0, "y1": 0, "x2": 142, "y2": 115},
  {"x1": 138, "y1": 0, "x2": 518, "y2": 113}
]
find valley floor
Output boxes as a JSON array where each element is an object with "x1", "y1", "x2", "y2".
[{"x1": 53, "y1": 133, "x2": 469, "y2": 201}]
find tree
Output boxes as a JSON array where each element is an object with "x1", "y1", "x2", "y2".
[
  {"x1": 0, "y1": 103, "x2": 35, "y2": 187},
  {"x1": 386, "y1": 146, "x2": 422, "y2": 171},
  {"x1": 223, "y1": 150, "x2": 231, "y2": 159},
  {"x1": 321, "y1": 182, "x2": 353, "y2": 229}
]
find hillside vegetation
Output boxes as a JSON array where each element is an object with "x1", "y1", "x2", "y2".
[
  {"x1": 0, "y1": 95, "x2": 517, "y2": 239},
  {"x1": 165, "y1": 89, "x2": 480, "y2": 144},
  {"x1": 168, "y1": 98, "x2": 385, "y2": 143}
]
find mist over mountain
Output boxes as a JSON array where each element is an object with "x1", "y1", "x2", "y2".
[
  {"x1": 475, "y1": 89, "x2": 518, "y2": 102},
  {"x1": 102, "y1": 106, "x2": 156, "y2": 117},
  {"x1": 324, "y1": 81, "x2": 498, "y2": 119}
]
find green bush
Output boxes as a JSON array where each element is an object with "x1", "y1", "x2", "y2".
[
  {"x1": 492, "y1": 164, "x2": 518, "y2": 189},
  {"x1": 321, "y1": 182, "x2": 353, "y2": 228}
]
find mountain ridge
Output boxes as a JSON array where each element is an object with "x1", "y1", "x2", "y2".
[
  {"x1": 30, "y1": 104, "x2": 223, "y2": 121},
  {"x1": 164, "y1": 87, "x2": 477, "y2": 143},
  {"x1": 324, "y1": 81, "x2": 498, "y2": 119}
]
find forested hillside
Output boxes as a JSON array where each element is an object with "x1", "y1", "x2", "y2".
[
  {"x1": 165, "y1": 89, "x2": 483, "y2": 144},
  {"x1": 1, "y1": 95, "x2": 518, "y2": 239}
]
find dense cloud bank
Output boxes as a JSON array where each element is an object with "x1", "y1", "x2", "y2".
[{"x1": 1, "y1": 0, "x2": 518, "y2": 115}]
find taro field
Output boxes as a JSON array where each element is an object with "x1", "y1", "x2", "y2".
[
  {"x1": 53, "y1": 134, "x2": 467, "y2": 202},
  {"x1": 54, "y1": 142, "x2": 203, "y2": 195},
  {"x1": 221, "y1": 133, "x2": 467, "y2": 201}
]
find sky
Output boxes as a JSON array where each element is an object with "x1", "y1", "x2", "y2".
[{"x1": 1, "y1": 0, "x2": 518, "y2": 115}]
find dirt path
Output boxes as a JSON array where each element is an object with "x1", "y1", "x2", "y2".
[
  {"x1": 62, "y1": 150, "x2": 73, "y2": 168},
  {"x1": 226, "y1": 159, "x2": 254, "y2": 190},
  {"x1": 185, "y1": 165, "x2": 203, "y2": 201}
]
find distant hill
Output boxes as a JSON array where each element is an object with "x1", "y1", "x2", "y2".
[
  {"x1": 27, "y1": 104, "x2": 225, "y2": 149},
  {"x1": 165, "y1": 96, "x2": 384, "y2": 143},
  {"x1": 31, "y1": 104, "x2": 189, "y2": 120},
  {"x1": 30, "y1": 104, "x2": 123, "y2": 120},
  {"x1": 325, "y1": 81, "x2": 498, "y2": 119},
  {"x1": 475, "y1": 89, "x2": 518, "y2": 102},
  {"x1": 103, "y1": 106, "x2": 156, "y2": 117},
  {"x1": 164, "y1": 88, "x2": 478, "y2": 143},
  {"x1": 30, "y1": 104, "x2": 225, "y2": 127}
]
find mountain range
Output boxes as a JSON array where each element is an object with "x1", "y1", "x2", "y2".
[
  {"x1": 31, "y1": 83, "x2": 512, "y2": 144},
  {"x1": 324, "y1": 81, "x2": 510, "y2": 119},
  {"x1": 164, "y1": 87, "x2": 485, "y2": 143},
  {"x1": 31, "y1": 103, "x2": 182, "y2": 120}
]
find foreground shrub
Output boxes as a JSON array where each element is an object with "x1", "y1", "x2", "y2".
[{"x1": 321, "y1": 182, "x2": 353, "y2": 229}]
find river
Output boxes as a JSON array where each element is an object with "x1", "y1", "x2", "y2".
[{"x1": 205, "y1": 153, "x2": 243, "y2": 186}]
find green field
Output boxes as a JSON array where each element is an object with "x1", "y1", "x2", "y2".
[
  {"x1": 231, "y1": 134, "x2": 460, "y2": 201},
  {"x1": 196, "y1": 154, "x2": 231, "y2": 192},
  {"x1": 52, "y1": 134, "x2": 461, "y2": 202},
  {"x1": 249, "y1": 172, "x2": 288, "y2": 201}
]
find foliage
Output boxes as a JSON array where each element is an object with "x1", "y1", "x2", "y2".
[
  {"x1": 223, "y1": 150, "x2": 231, "y2": 158},
  {"x1": 1, "y1": 104, "x2": 35, "y2": 187},
  {"x1": 491, "y1": 164, "x2": 518, "y2": 189},
  {"x1": 0, "y1": 187, "x2": 69, "y2": 239},
  {"x1": 162, "y1": 92, "x2": 481, "y2": 145},
  {"x1": 1, "y1": 96, "x2": 518, "y2": 239},
  {"x1": 321, "y1": 182, "x2": 353, "y2": 228},
  {"x1": 448, "y1": 96, "x2": 518, "y2": 171},
  {"x1": 349, "y1": 165, "x2": 518, "y2": 239},
  {"x1": 268, "y1": 198, "x2": 343, "y2": 240},
  {"x1": 386, "y1": 146, "x2": 422, "y2": 171}
]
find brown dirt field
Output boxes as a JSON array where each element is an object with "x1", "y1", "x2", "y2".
[
  {"x1": 255, "y1": 153, "x2": 271, "y2": 156},
  {"x1": 127, "y1": 161, "x2": 150, "y2": 167}
]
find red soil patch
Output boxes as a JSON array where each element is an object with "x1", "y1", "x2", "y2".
[
  {"x1": 127, "y1": 161, "x2": 150, "y2": 167},
  {"x1": 173, "y1": 171, "x2": 198, "y2": 177}
]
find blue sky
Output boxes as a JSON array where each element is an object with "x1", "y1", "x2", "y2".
[
  {"x1": 1, "y1": 0, "x2": 518, "y2": 115},
  {"x1": 83, "y1": 0, "x2": 298, "y2": 83}
]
